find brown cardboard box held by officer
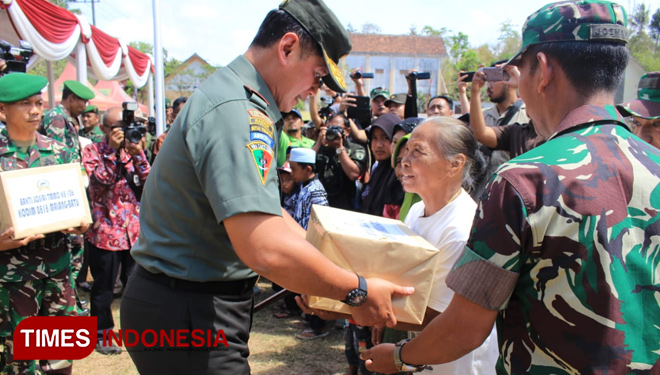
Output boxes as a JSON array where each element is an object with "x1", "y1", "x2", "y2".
[
  {"x1": 306, "y1": 205, "x2": 439, "y2": 324},
  {"x1": 0, "y1": 163, "x2": 92, "y2": 239}
]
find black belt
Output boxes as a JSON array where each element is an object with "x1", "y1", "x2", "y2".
[{"x1": 136, "y1": 265, "x2": 257, "y2": 295}]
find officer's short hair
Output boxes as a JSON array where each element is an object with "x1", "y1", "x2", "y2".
[
  {"x1": 250, "y1": 10, "x2": 322, "y2": 59},
  {"x1": 172, "y1": 96, "x2": 188, "y2": 112},
  {"x1": 62, "y1": 86, "x2": 74, "y2": 101},
  {"x1": 524, "y1": 42, "x2": 629, "y2": 99}
]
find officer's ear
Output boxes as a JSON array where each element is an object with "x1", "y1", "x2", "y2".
[
  {"x1": 278, "y1": 32, "x2": 300, "y2": 63},
  {"x1": 0, "y1": 102, "x2": 5, "y2": 116}
]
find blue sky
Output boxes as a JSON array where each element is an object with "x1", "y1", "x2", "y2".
[{"x1": 72, "y1": 0, "x2": 660, "y2": 66}]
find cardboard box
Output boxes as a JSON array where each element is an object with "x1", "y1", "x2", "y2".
[
  {"x1": 306, "y1": 205, "x2": 440, "y2": 324},
  {"x1": 0, "y1": 163, "x2": 92, "y2": 239}
]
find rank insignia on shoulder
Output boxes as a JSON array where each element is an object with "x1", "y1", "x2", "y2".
[{"x1": 246, "y1": 141, "x2": 274, "y2": 186}]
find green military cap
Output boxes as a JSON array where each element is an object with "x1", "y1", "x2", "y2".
[
  {"x1": 279, "y1": 0, "x2": 352, "y2": 93},
  {"x1": 0, "y1": 73, "x2": 48, "y2": 103},
  {"x1": 370, "y1": 87, "x2": 390, "y2": 100},
  {"x1": 617, "y1": 72, "x2": 660, "y2": 120},
  {"x1": 385, "y1": 93, "x2": 407, "y2": 106},
  {"x1": 63, "y1": 80, "x2": 95, "y2": 100},
  {"x1": 165, "y1": 98, "x2": 172, "y2": 108},
  {"x1": 84, "y1": 104, "x2": 98, "y2": 114},
  {"x1": 507, "y1": 0, "x2": 628, "y2": 66}
]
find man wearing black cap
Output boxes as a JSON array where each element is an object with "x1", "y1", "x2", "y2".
[{"x1": 121, "y1": 1, "x2": 413, "y2": 373}]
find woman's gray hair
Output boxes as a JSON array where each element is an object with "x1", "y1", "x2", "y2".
[{"x1": 420, "y1": 116, "x2": 485, "y2": 194}]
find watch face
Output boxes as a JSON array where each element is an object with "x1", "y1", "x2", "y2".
[{"x1": 346, "y1": 289, "x2": 367, "y2": 306}]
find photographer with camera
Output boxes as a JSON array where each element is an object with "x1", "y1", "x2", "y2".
[
  {"x1": 82, "y1": 105, "x2": 150, "y2": 355},
  {"x1": 312, "y1": 112, "x2": 368, "y2": 211},
  {"x1": 466, "y1": 60, "x2": 529, "y2": 200}
]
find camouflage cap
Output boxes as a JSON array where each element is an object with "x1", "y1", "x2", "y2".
[
  {"x1": 507, "y1": 0, "x2": 628, "y2": 66},
  {"x1": 63, "y1": 80, "x2": 95, "y2": 100},
  {"x1": 385, "y1": 93, "x2": 407, "y2": 106},
  {"x1": 370, "y1": 87, "x2": 390, "y2": 101},
  {"x1": 616, "y1": 72, "x2": 660, "y2": 120},
  {"x1": 280, "y1": 0, "x2": 352, "y2": 93},
  {"x1": 0, "y1": 73, "x2": 48, "y2": 103}
]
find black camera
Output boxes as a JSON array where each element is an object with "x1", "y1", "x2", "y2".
[
  {"x1": 351, "y1": 71, "x2": 374, "y2": 79},
  {"x1": 325, "y1": 125, "x2": 344, "y2": 141},
  {"x1": 318, "y1": 96, "x2": 335, "y2": 120},
  {"x1": 0, "y1": 40, "x2": 34, "y2": 76},
  {"x1": 408, "y1": 72, "x2": 431, "y2": 80},
  {"x1": 121, "y1": 102, "x2": 147, "y2": 144},
  {"x1": 147, "y1": 116, "x2": 156, "y2": 136}
]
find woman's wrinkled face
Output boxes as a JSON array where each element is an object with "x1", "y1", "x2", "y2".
[{"x1": 400, "y1": 123, "x2": 455, "y2": 197}]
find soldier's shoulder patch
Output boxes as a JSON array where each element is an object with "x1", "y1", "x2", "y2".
[
  {"x1": 248, "y1": 109, "x2": 275, "y2": 148},
  {"x1": 246, "y1": 141, "x2": 274, "y2": 185}
]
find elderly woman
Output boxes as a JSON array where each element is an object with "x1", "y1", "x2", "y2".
[{"x1": 299, "y1": 117, "x2": 498, "y2": 375}]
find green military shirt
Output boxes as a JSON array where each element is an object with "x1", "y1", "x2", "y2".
[
  {"x1": 132, "y1": 55, "x2": 283, "y2": 282},
  {"x1": 79, "y1": 126, "x2": 104, "y2": 143},
  {"x1": 40, "y1": 104, "x2": 82, "y2": 162}
]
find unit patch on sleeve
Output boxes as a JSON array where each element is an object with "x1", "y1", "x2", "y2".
[{"x1": 247, "y1": 141, "x2": 274, "y2": 185}]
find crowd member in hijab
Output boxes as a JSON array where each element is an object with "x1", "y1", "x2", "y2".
[{"x1": 361, "y1": 113, "x2": 404, "y2": 217}]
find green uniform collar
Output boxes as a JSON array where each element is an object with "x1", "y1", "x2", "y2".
[{"x1": 228, "y1": 55, "x2": 282, "y2": 124}]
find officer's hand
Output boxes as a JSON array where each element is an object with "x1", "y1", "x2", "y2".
[
  {"x1": 0, "y1": 227, "x2": 45, "y2": 251},
  {"x1": 457, "y1": 71, "x2": 470, "y2": 95},
  {"x1": 348, "y1": 278, "x2": 414, "y2": 328},
  {"x1": 361, "y1": 343, "x2": 398, "y2": 374},
  {"x1": 124, "y1": 138, "x2": 143, "y2": 156},
  {"x1": 61, "y1": 221, "x2": 89, "y2": 235},
  {"x1": 108, "y1": 128, "x2": 124, "y2": 150},
  {"x1": 339, "y1": 95, "x2": 356, "y2": 114},
  {"x1": 471, "y1": 65, "x2": 487, "y2": 94}
]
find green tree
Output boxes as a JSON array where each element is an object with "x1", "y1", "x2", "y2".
[
  {"x1": 650, "y1": 8, "x2": 660, "y2": 49},
  {"x1": 631, "y1": 3, "x2": 650, "y2": 35},
  {"x1": 494, "y1": 21, "x2": 521, "y2": 61}
]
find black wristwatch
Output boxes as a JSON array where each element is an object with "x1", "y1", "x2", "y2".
[{"x1": 342, "y1": 275, "x2": 367, "y2": 307}]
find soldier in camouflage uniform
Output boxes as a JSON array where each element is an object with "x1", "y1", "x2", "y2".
[
  {"x1": 79, "y1": 105, "x2": 104, "y2": 143},
  {"x1": 363, "y1": 1, "x2": 660, "y2": 374},
  {"x1": 40, "y1": 80, "x2": 95, "y2": 318},
  {"x1": 0, "y1": 73, "x2": 89, "y2": 375},
  {"x1": 617, "y1": 72, "x2": 660, "y2": 150}
]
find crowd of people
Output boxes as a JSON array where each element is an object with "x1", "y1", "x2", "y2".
[{"x1": 0, "y1": 0, "x2": 659, "y2": 374}]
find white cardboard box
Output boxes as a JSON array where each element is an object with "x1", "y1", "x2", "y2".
[
  {"x1": 306, "y1": 205, "x2": 440, "y2": 324},
  {"x1": 0, "y1": 163, "x2": 92, "y2": 239}
]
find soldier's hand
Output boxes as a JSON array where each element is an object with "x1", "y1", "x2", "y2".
[
  {"x1": 61, "y1": 221, "x2": 89, "y2": 235},
  {"x1": 348, "y1": 278, "x2": 414, "y2": 328},
  {"x1": 109, "y1": 127, "x2": 124, "y2": 150},
  {"x1": 0, "y1": 227, "x2": 45, "y2": 251},
  {"x1": 295, "y1": 294, "x2": 348, "y2": 321}
]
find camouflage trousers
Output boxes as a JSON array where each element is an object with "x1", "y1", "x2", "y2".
[
  {"x1": 0, "y1": 267, "x2": 76, "y2": 375},
  {"x1": 68, "y1": 234, "x2": 85, "y2": 316}
]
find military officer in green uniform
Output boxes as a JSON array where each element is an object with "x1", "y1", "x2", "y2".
[
  {"x1": 79, "y1": 104, "x2": 104, "y2": 143},
  {"x1": 121, "y1": 1, "x2": 414, "y2": 374},
  {"x1": 0, "y1": 73, "x2": 89, "y2": 375},
  {"x1": 40, "y1": 80, "x2": 95, "y2": 162}
]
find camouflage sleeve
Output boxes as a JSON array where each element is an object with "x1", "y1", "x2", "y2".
[
  {"x1": 41, "y1": 114, "x2": 67, "y2": 144},
  {"x1": 446, "y1": 174, "x2": 526, "y2": 310},
  {"x1": 131, "y1": 151, "x2": 151, "y2": 185}
]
